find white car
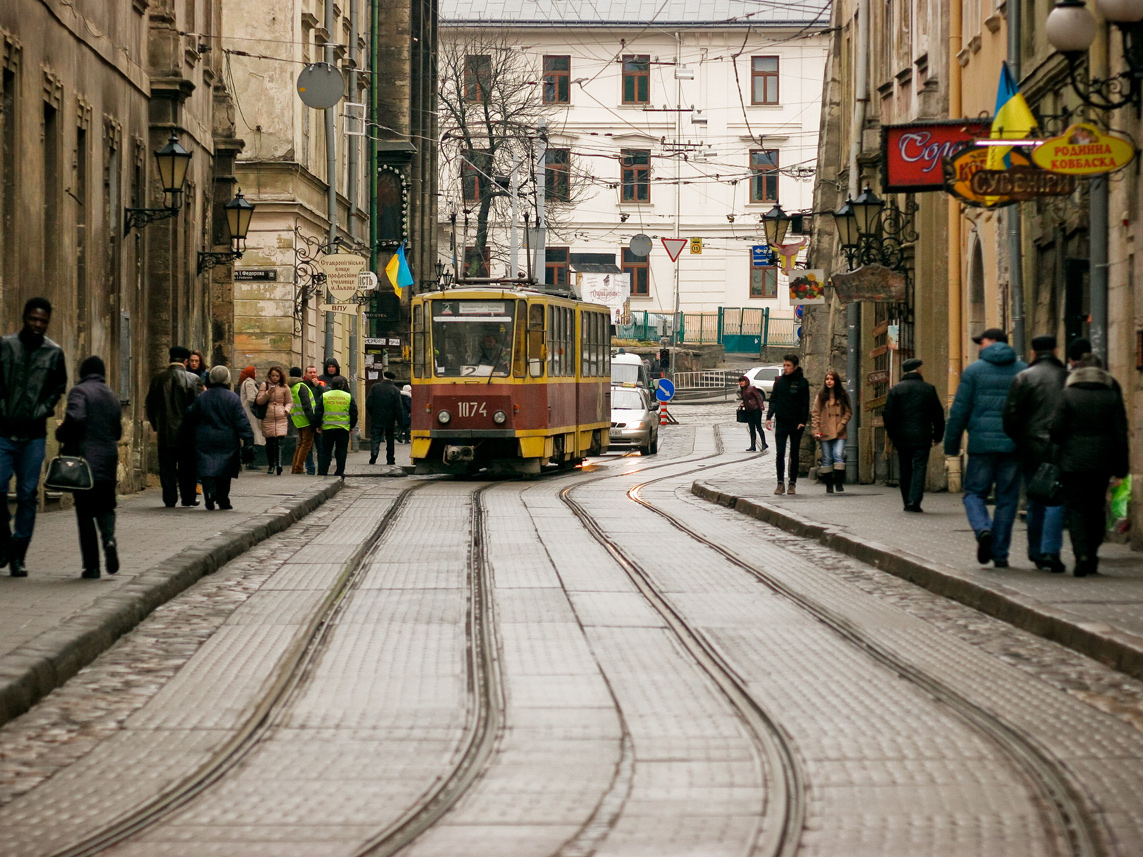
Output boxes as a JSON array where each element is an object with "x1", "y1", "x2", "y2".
[
  {"x1": 744, "y1": 365, "x2": 783, "y2": 395},
  {"x1": 609, "y1": 386, "x2": 659, "y2": 455}
]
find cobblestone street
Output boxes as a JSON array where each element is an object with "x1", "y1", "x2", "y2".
[{"x1": 2, "y1": 406, "x2": 1143, "y2": 855}]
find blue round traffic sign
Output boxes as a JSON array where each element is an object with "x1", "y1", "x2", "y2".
[
  {"x1": 796, "y1": 326, "x2": 803, "y2": 339},
  {"x1": 794, "y1": 305, "x2": 804, "y2": 319},
  {"x1": 655, "y1": 378, "x2": 675, "y2": 402}
]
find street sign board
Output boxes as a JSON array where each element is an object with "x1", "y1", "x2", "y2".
[
  {"x1": 233, "y1": 269, "x2": 278, "y2": 282},
  {"x1": 881, "y1": 119, "x2": 989, "y2": 191},
  {"x1": 751, "y1": 245, "x2": 773, "y2": 267},
  {"x1": 318, "y1": 253, "x2": 368, "y2": 302},
  {"x1": 319, "y1": 303, "x2": 359, "y2": 314},
  {"x1": 689, "y1": 237, "x2": 703, "y2": 254},
  {"x1": 357, "y1": 271, "x2": 379, "y2": 291},
  {"x1": 1032, "y1": 122, "x2": 1137, "y2": 176},
  {"x1": 661, "y1": 238, "x2": 687, "y2": 262},
  {"x1": 628, "y1": 234, "x2": 652, "y2": 257},
  {"x1": 655, "y1": 378, "x2": 675, "y2": 402},
  {"x1": 296, "y1": 63, "x2": 345, "y2": 109}
]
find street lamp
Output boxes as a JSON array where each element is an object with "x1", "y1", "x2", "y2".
[
  {"x1": 198, "y1": 191, "x2": 257, "y2": 274},
  {"x1": 834, "y1": 200, "x2": 860, "y2": 252},
  {"x1": 761, "y1": 203, "x2": 791, "y2": 247},
  {"x1": 124, "y1": 133, "x2": 193, "y2": 233},
  {"x1": 850, "y1": 184, "x2": 885, "y2": 238},
  {"x1": 1046, "y1": 0, "x2": 1143, "y2": 109},
  {"x1": 435, "y1": 260, "x2": 454, "y2": 289}
]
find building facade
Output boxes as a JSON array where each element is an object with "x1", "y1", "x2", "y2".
[{"x1": 438, "y1": 0, "x2": 829, "y2": 326}]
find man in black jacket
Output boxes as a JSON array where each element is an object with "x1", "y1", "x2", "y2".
[
  {"x1": 366, "y1": 371, "x2": 402, "y2": 465},
  {"x1": 318, "y1": 357, "x2": 342, "y2": 388},
  {"x1": 765, "y1": 353, "x2": 810, "y2": 495},
  {"x1": 0, "y1": 297, "x2": 67, "y2": 576},
  {"x1": 883, "y1": 358, "x2": 945, "y2": 513},
  {"x1": 1003, "y1": 335, "x2": 1068, "y2": 572},
  {"x1": 145, "y1": 346, "x2": 201, "y2": 508}
]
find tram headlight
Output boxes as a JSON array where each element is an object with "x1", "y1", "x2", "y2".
[
  {"x1": 437, "y1": 410, "x2": 451, "y2": 425},
  {"x1": 493, "y1": 410, "x2": 507, "y2": 424}
]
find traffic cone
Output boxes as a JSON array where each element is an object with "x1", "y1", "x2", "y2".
[{"x1": 660, "y1": 405, "x2": 669, "y2": 426}]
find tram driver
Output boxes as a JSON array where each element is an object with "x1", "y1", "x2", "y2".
[{"x1": 476, "y1": 331, "x2": 509, "y2": 373}]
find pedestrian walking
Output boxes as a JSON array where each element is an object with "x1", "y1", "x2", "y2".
[
  {"x1": 287, "y1": 366, "x2": 317, "y2": 474},
  {"x1": 1049, "y1": 354, "x2": 1130, "y2": 576},
  {"x1": 944, "y1": 328, "x2": 1027, "y2": 567},
  {"x1": 316, "y1": 376, "x2": 358, "y2": 477},
  {"x1": 766, "y1": 353, "x2": 810, "y2": 495},
  {"x1": 186, "y1": 366, "x2": 255, "y2": 511},
  {"x1": 186, "y1": 350, "x2": 208, "y2": 383},
  {"x1": 318, "y1": 357, "x2": 342, "y2": 388},
  {"x1": 255, "y1": 365, "x2": 292, "y2": 475},
  {"x1": 303, "y1": 366, "x2": 322, "y2": 473},
  {"x1": 1003, "y1": 335, "x2": 1069, "y2": 573},
  {"x1": 399, "y1": 384, "x2": 413, "y2": 443},
  {"x1": 811, "y1": 369, "x2": 851, "y2": 494},
  {"x1": 145, "y1": 345, "x2": 200, "y2": 508},
  {"x1": 883, "y1": 358, "x2": 945, "y2": 512},
  {"x1": 237, "y1": 366, "x2": 265, "y2": 469},
  {"x1": 56, "y1": 356, "x2": 121, "y2": 578},
  {"x1": 0, "y1": 297, "x2": 67, "y2": 577},
  {"x1": 736, "y1": 375, "x2": 766, "y2": 452},
  {"x1": 366, "y1": 371, "x2": 402, "y2": 465}
]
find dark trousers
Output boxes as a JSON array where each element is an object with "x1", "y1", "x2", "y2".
[
  {"x1": 745, "y1": 412, "x2": 766, "y2": 450},
  {"x1": 774, "y1": 422, "x2": 804, "y2": 484},
  {"x1": 158, "y1": 445, "x2": 197, "y2": 506},
  {"x1": 1062, "y1": 471, "x2": 1110, "y2": 563},
  {"x1": 896, "y1": 443, "x2": 931, "y2": 509},
  {"x1": 370, "y1": 419, "x2": 397, "y2": 464},
  {"x1": 201, "y1": 476, "x2": 233, "y2": 509},
  {"x1": 318, "y1": 429, "x2": 350, "y2": 476},
  {"x1": 73, "y1": 481, "x2": 117, "y2": 573},
  {"x1": 265, "y1": 436, "x2": 283, "y2": 472}
]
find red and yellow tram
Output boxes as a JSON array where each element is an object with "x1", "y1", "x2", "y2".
[{"x1": 409, "y1": 285, "x2": 612, "y2": 475}]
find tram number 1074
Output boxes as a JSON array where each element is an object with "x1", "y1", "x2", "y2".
[{"x1": 457, "y1": 401, "x2": 487, "y2": 418}]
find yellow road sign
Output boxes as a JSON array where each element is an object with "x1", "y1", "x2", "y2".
[{"x1": 690, "y1": 237, "x2": 703, "y2": 254}]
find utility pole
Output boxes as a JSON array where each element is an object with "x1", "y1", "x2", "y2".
[
  {"x1": 509, "y1": 151, "x2": 520, "y2": 278},
  {"x1": 347, "y1": 0, "x2": 360, "y2": 385},
  {"x1": 534, "y1": 118, "x2": 547, "y2": 285},
  {"x1": 323, "y1": 0, "x2": 338, "y2": 362},
  {"x1": 673, "y1": 32, "x2": 682, "y2": 324}
]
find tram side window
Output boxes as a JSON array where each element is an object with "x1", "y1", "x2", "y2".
[
  {"x1": 528, "y1": 303, "x2": 546, "y2": 376},
  {"x1": 412, "y1": 303, "x2": 426, "y2": 378},
  {"x1": 581, "y1": 311, "x2": 604, "y2": 377},
  {"x1": 513, "y1": 300, "x2": 527, "y2": 377},
  {"x1": 549, "y1": 305, "x2": 575, "y2": 376}
]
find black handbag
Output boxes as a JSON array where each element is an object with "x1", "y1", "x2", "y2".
[
  {"x1": 1026, "y1": 461, "x2": 1064, "y2": 506},
  {"x1": 736, "y1": 409, "x2": 749, "y2": 423},
  {"x1": 44, "y1": 455, "x2": 94, "y2": 492}
]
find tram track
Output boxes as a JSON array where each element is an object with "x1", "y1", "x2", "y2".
[{"x1": 593, "y1": 425, "x2": 1107, "y2": 857}]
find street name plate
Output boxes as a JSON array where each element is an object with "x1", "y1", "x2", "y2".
[{"x1": 234, "y1": 269, "x2": 278, "y2": 281}]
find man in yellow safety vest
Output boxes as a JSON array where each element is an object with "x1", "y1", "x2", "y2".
[
  {"x1": 314, "y1": 375, "x2": 358, "y2": 477},
  {"x1": 287, "y1": 367, "x2": 317, "y2": 474}
]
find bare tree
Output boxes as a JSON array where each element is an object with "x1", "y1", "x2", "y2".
[{"x1": 438, "y1": 28, "x2": 585, "y2": 279}]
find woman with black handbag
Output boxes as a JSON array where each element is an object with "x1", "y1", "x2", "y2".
[
  {"x1": 737, "y1": 375, "x2": 767, "y2": 453},
  {"x1": 55, "y1": 356, "x2": 122, "y2": 579}
]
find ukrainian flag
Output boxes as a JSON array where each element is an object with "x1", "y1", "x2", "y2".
[
  {"x1": 986, "y1": 62, "x2": 1038, "y2": 171},
  {"x1": 385, "y1": 242, "x2": 415, "y2": 298}
]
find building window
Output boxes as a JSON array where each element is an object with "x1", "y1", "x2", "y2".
[
  {"x1": 463, "y1": 246, "x2": 490, "y2": 278},
  {"x1": 750, "y1": 264, "x2": 778, "y2": 298},
  {"x1": 543, "y1": 55, "x2": 570, "y2": 104},
  {"x1": 546, "y1": 148, "x2": 570, "y2": 202},
  {"x1": 623, "y1": 248, "x2": 649, "y2": 297},
  {"x1": 750, "y1": 149, "x2": 779, "y2": 203},
  {"x1": 622, "y1": 55, "x2": 650, "y2": 104},
  {"x1": 461, "y1": 155, "x2": 486, "y2": 203},
  {"x1": 621, "y1": 149, "x2": 650, "y2": 203},
  {"x1": 464, "y1": 55, "x2": 491, "y2": 102},
  {"x1": 751, "y1": 57, "x2": 779, "y2": 105},
  {"x1": 545, "y1": 246, "x2": 569, "y2": 287}
]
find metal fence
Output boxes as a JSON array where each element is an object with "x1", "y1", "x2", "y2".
[
  {"x1": 617, "y1": 311, "x2": 674, "y2": 342},
  {"x1": 670, "y1": 369, "x2": 742, "y2": 390},
  {"x1": 614, "y1": 307, "x2": 799, "y2": 351}
]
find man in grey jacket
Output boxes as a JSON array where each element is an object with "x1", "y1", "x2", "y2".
[{"x1": 0, "y1": 297, "x2": 67, "y2": 576}]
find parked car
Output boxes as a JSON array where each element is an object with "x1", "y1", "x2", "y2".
[
  {"x1": 609, "y1": 385, "x2": 659, "y2": 455},
  {"x1": 744, "y1": 364, "x2": 783, "y2": 395}
]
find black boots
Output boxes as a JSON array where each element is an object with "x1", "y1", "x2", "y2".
[
  {"x1": 9, "y1": 538, "x2": 29, "y2": 577},
  {"x1": 821, "y1": 471, "x2": 834, "y2": 493},
  {"x1": 833, "y1": 468, "x2": 846, "y2": 492}
]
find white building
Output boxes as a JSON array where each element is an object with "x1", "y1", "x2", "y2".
[{"x1": 439, "y1": 0, "x2": 829, "y2": 324}]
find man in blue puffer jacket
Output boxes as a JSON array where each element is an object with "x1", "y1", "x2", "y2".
[{"x1": 944, "y1": 328, "x2": 1027, "y2": 568}]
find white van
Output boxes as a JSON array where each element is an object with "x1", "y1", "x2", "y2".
[{"x1": 611, "y1": 352, "x2": 652, "y2": 390}]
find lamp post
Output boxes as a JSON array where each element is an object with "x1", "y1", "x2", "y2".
[
  {"x1": 833, "y1": 184, "x2": 917, "y2": 275},
  {"x1": 435, "y1": 260, "x2": 454, "y2": 290},
  {"x1": 761, "y1": 203, "x2": 791, "y2": 248},
  {"x1": 197, "y1": 191, "x2": 256, "y2": 274},
  {"x1": 124, "y1": 133, "x2": 192, "y2": 233}
]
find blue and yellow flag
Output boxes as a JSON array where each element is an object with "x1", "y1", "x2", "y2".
[
  {"x1": 986, "y1": 62, "x2": 1038, "y2": 171},
  {"x1": 385, "y1": 242, "x2": 415, "y2": 298}
]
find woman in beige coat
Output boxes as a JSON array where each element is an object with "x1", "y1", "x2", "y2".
[
  {"x1": 811, "y1": 369, "x2": 852, "y2": 493},
  {"x1": 255, "y1": 365, "x2": 293, "y2": 474}
]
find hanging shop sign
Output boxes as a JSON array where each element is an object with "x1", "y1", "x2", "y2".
[
  {"x1": 882, "y1": 120, "x2": 990, "y2": 191},
  {"x1": 318, "y1": 253, "x2": 368, "y2": 302},
  {"x1": 969, "y1": 166, "x2": 1076, "y2": 200},
  {"x1": 1032, "y1": 122, "x2": 1137, "y2": 176},
  {"x1": 830, "y1": 264, "x2": 907, "y2": 304},
  {"x1": 943, "y1": 146, "x2": 1034, "y2": 209},
  {"x1": 789, "y1": 270, "x2": 826, "y2": 305}
]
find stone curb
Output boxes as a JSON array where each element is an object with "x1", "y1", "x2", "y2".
[
  {"x1": 0, "y1": 479, "x2": 344, "y2": 728},
  {"x1": 692, "y1": 480, "x2": 1143, "y2": 682}
]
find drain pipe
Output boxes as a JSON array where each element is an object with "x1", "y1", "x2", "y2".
[
  {"x1": 844, "y1": 0, "x2": 870, "y2": 485},
  {"x1": 946, "y1": 0, "x2": 964, "y2": 492},
  {"x1": 348, "y1": 0, "x2": 360, "y2": 386},
  {"x1": 1007, "y1": 0, "x2": 1026, "y2": 356},
  {"x1": 323, "y1": 0, "x2": 338, "y2": 362}
]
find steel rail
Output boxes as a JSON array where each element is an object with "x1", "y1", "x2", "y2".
[
  {"x1": 560, "y1": 434, "x2": 807, "y2": 857},
  {"x1": 626, "y1": 432, "x2": 1106, "y2": 857},
  {"x1": 49, "y1": 482, "x2": 430, "y2": 857}
]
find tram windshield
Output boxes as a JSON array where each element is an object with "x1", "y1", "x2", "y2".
[{"x1": 431, "y1": 299, "x2": 516, "y2": 377}]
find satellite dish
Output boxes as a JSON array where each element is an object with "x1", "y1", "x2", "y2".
[
  {"x1": 629, "y1": 233, "x2": 652, "y2": 258},
  {"x1": 297, "y1": 63, "x2": 345, "y2": 109}
]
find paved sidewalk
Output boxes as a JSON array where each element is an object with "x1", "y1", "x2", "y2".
[
  {"x1": 0, "y1": 469, "x2": 346, "y2": 726},
  {"x1": 694, "y1": 476, "x2": 1143, "y2": 680}
]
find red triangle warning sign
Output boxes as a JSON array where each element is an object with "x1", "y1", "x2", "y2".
[{"x1": 661, "y1": 238, "x2": 688, "y2": 262}]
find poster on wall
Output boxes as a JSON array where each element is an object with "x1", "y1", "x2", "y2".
[
  {"x1": 578, "y1": 273, "x2": 631, "y2": 323},
  {"x1": 788, "y1": 270, "x2": 827, "y2": 305}
]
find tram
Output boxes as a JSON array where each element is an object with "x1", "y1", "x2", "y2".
[{"x1": 409, "y1": 284, "x2": 612, "y2": 475}]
